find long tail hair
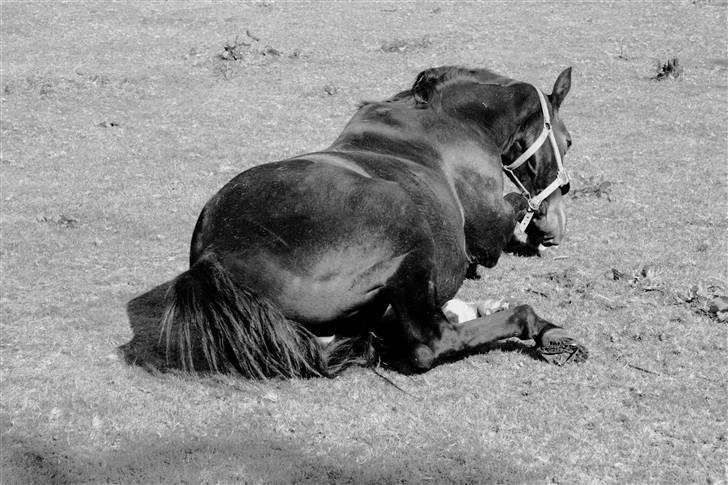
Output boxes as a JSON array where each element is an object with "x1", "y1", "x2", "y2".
[{"x1": 159, "y1": 254, "x2": 377, "y2": 378}]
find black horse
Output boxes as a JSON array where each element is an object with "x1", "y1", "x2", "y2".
[{"x1": 160, "y1": 66, "x2": 587, "y2": 378}]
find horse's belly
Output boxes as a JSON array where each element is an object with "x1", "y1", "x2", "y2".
[{"x1": 227, "y1": 247, "x2": 407, "y2": 324}]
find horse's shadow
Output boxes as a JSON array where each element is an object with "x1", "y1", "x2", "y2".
[
  {"x1": 3, "y1": 423, "x2": 537, "y2": 484},
  {"x1": 120, "y1": 281, "x2": 543, "y2": 374},
  {"x1": 119, "y1": 280, "x2": 174, "y2": 372}
]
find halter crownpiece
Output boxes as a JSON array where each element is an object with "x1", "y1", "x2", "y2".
[{"x1": 502, "y1": 84, "x2": 569, "y2": 232}]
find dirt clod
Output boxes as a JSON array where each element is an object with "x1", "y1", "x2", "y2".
[{"x1": 36, "y1": 214, "x2": 80, "y2": 228}]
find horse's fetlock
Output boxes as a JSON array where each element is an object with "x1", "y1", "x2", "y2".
[{"x1": 512, "y1": 304, "x2": 539, "y2": 339}]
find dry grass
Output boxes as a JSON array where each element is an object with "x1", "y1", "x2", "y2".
[{"x1": 1, "y1": 1, "x2": 727, "y2": 484}]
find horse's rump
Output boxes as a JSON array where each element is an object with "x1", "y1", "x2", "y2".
[{"x1": 191, "y1": 154, "x2": 470, "y2": 316}]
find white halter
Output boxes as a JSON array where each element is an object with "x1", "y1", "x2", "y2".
[{"x1": 503, "y1": 85, "x2": 569, "y2": 232}]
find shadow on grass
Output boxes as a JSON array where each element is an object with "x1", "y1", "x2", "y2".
[
  {"x1": 118, "y1": 280, "x2": 173, "y2": 372},
  {"x1": 1, "y1": 427, "x2": 542, "y2": 484},
  {"x1": 119, "y1": 281, "x2": 547, "y2": 375}
]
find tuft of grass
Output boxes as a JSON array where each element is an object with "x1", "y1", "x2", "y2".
[
  {"x1": 571, "y1": 174, "x2": 614, "y2": 200},
  {"x1": 322, "y1": 83, "x2": 339, "y2": 96},
  {"x1": 213, "y1": 30, "x2": 292, "y2": 81},
  {"x1": 35, "y1": 213, "x2": 80, "y2": 228},
  {"x1": 218, "y1": 31, "x2": 283, "y2": 62},
  {"x1": 379, "y1": 36, "x2": 432, "y2": 53},
  {"x1": 652, "y1": 57, "x2": 684, "y2": 80}
]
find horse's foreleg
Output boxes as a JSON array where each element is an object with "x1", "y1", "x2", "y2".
[{"x1": 429, "y1": 305, "x2": 588, "y2": 366}]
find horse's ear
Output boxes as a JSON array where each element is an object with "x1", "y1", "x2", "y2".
[
  {"x1": 550, "y1": 67, "x2": 572, "y2": 108},
  {"x1": 411, "y1": 70, "x2": 436, "y2": 103}
]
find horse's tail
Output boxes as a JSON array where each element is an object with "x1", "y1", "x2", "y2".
[
  {"x1": 323, "y1": 333, "x2": 380, "y2": 375},
  {"x1": 159, "y1": 254, "x2": 326, "y2": 379}
]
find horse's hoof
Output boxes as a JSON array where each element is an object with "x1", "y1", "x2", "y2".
[{"x1": 536, "y1": 328, "x2": 588, "y2": 365}]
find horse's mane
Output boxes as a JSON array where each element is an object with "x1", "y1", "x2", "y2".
[
  {"x1": 409, "y1": 66, "x2": 518, "y2": 104},
  {"x1": 360, "y1": 66, "x2": 516, "y2": 109}
]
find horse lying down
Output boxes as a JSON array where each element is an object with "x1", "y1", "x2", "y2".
[{"x1": 160, "y1": 65, "x2": 588, "y2": 378}]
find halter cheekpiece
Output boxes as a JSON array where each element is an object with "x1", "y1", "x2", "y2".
[{"x1": 502, "y1": 84, "x2": 569, "y2": 232}]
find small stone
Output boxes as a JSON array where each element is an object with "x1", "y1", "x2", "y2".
[{"x1": 92, "y1": 415, "x2": 103, "y2": 429}]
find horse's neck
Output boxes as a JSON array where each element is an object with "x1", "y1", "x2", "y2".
[
  {"x1": 443, "y1": 141, "x2": 506, "y2": 216},
  {"x1": 438, "y1": 81, "x2": 529, "y2": 154},
  {"x1": 437, "y1": 130, "x2": 516, "y2": 265}
]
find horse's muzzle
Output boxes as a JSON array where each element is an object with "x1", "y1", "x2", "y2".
[
  {"x1": 540, "y1": 236, "x2": 560, "y2": 247},
  {"x1": 527, "y1": 190, "x2": 567, "y2": 247}
]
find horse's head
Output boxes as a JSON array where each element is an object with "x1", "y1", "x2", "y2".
[
  {"x1": 407, "y1": 66, "x2": 573, "y2": 250},
  {"x1": 501, "y1": 68, "x2": 572, "y2": 248}
]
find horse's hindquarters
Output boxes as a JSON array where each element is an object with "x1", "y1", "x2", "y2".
[{"x1": 192, "y1": 159, "x2": 428, "y2": 327}]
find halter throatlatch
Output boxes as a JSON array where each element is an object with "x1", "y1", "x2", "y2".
[{"x1": 503, "y1": 84, "x2": 569, "y2": 232}]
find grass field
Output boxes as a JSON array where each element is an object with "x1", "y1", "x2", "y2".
[{"x1": 1, "y1": 1, "x2": 727, "y2": 484}]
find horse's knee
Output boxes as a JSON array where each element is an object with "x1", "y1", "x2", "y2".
[{"x1": 410, "y1": 344, "x2": 434, "y2": 371}]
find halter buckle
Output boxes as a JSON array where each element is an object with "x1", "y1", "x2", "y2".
[
  {"x1": 527, "y1": 197, "x2": 541, "y2": 212},
  {"x1": 557, "y1": 170, "x2": 570, "y2": 186}
]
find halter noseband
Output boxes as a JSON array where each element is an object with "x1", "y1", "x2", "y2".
[{"x1": 503, "y1": 84, "x2": 569, "y2": 232}]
